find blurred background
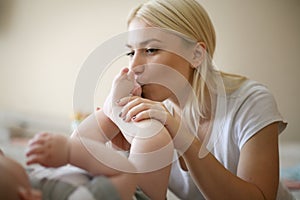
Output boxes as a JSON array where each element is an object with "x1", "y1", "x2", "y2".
[{"x1": 0, "y1": 0, "x2": 299, "y2": 151}]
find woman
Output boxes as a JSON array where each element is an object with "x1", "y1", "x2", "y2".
[
  {"x1": 26, "y1": 0, "x2": 293, "y2": 199},
  {"x1": 116, "y1": 0, "x2": 293, "y2": 199}
]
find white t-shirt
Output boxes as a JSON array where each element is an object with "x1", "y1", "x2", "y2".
[{"x1": 168, "y1": 79, "x2": 293, "y2": 200}]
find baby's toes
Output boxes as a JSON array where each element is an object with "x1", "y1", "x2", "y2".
[{"x1": 114, "y1": 68, "x2": 130, "y2": 83}]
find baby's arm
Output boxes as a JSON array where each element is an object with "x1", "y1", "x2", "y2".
[
  {"x1": 26, "y1": 132, "x2": 137, "y2": 200},
  {"x1": 26, "y1": 68, "x2": 138, "y2": 170},
  {"x1": 26, "y1": 131, "x2": 136, "y2": 175}
]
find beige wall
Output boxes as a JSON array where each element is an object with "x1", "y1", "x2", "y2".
[{"x1": 0, "y1": 0, "x2": 299, "y2": 141}]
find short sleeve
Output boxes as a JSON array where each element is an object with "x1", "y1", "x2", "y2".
[{"x1": 233, "y1": 82, "x2": 287, "y2": 150}]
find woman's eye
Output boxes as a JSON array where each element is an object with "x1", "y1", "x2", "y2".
[
  {"x1": 126, "y1": 51, "x2": 134, "y2": 57},
  {"x1": 146, "y1": 48, "x2": 159, "y2": 55}
]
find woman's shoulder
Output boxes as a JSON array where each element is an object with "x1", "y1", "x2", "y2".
[
  {"x1": 227, "y1": 78, "x2": 272, "y2": 100},
  {"x1": 225, "y1": 78, "x2": 279, "y2": 116},
  {"x1": 220, "y1": 72, "x2": 271, "y2": 97}
]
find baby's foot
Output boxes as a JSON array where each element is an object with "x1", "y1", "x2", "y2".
[
  {"x1": 103, "y1": 68, "x2": 141, "y2": 118},
  {"x1": 110, "y1": 68, "x2": 141, "y2": 102}
]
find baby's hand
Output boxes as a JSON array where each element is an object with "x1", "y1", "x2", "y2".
[
  {"x1": 26, "y1": 132, "x2": 69, "y2": 167},
  {"x1": 103, "y1": 68, "x2": 141, "y2": 118}
]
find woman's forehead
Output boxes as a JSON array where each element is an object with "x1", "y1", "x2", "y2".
[{"x1": 127, "y1": 28, "x2": 180, "y2": 46}]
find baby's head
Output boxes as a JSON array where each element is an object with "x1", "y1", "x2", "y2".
[{"x1": 0, "y1": 151, "x2": 41, "y2": 200}]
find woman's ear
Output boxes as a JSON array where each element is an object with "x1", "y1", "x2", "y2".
[{"x1": 191, "y1": 42, "x2": 206, "y2": 68}]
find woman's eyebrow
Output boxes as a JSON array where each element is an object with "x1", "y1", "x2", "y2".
[{"x1": 126, "y1": 38, "x2": 162, "y2": 48}]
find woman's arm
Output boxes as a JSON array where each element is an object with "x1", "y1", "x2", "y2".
[
  {"x1": 115, "y1": 93, "x2": 280, "y2": 199},
  {"x1": 182, "y1": 123, "x2": 279, "y2": 200}
]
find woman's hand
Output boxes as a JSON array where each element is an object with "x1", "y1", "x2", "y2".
[
  {"x1": 117, "y1": 96, "x2": 195, "y2": 152},
  {"x1": 117, "y1": 96, "x2": 179, "y2": 138},
  {"x1": 26, "y1": 132, "x2": 69, "y2": 167}
]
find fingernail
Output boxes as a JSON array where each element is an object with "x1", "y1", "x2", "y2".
[{"x1": 115, "y1": 99, "x2": 120, "y2": 104}]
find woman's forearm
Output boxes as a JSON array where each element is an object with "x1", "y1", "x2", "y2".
[{"x1": 182, "y1": 138, "x2": 275, "y2": 200}]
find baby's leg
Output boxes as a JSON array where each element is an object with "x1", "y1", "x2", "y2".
[
  {"x1": 71, "y1": 69, "x2": 136, "y2": 143},
  {"x1": 109, "y1": 173, "x2": 137, "y2": 200},
  {"x1": 129, "y1": 120, "x2": 174, "y2": 199},
  {"x1": 103, "y1": 68, "x2": 142, "y2": 139}
]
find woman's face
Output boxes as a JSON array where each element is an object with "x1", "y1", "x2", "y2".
[{"x1": 127, "y1": 18, "x2": 195, "y2": 102}]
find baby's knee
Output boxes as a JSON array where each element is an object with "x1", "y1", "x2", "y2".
[
  {"x1": 120, "y1": 118, "x2": 166, "y2": 141},
  {"x1": 149, "y1": 126, "x2": 173, "y2": 150},
  {"x1": 129, "y1": 124, "x2": 174, "y2": 172}
]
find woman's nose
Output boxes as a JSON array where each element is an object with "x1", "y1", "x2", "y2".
[
  {"x1": 132, "y1": 65, "x2": 145, "y2": 75},
  {"x1": 130, "y1": 52, "x2": 145, "y2": 75}
]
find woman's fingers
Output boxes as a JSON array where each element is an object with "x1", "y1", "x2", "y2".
[
  {"x1": 117, "y1": 96, "x2": 169, "y2": 123},
  {"x1": 118, "y1": 96, "x2": 150, "y2": 112},
  {"x1": 118, "y1": 97, "x2": 150, "y2": 118},
  {"x1": 122, "y1": 102, "x2": 149, "y2": 121},
  {"x1": 116, "y1": 96, "x2": 135, "y2": 106},
  {"x1": 133, "y1": 107, "x2": 169, "y2": 124}
]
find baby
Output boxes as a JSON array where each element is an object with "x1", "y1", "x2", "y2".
[
  {"x1": 0, "y1": 150, "x2": 41, "y2": 200},
  {"x1": 26, "y1": 68, "x2": 174, "y2": 199}
]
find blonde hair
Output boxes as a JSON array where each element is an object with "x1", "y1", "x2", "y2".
[
  {"x1": 127, "y1": 0, "x2": 246, "y2": 120},
  {"x1": 128, "y1": 0, "x2": 216, "y2": 58}
]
